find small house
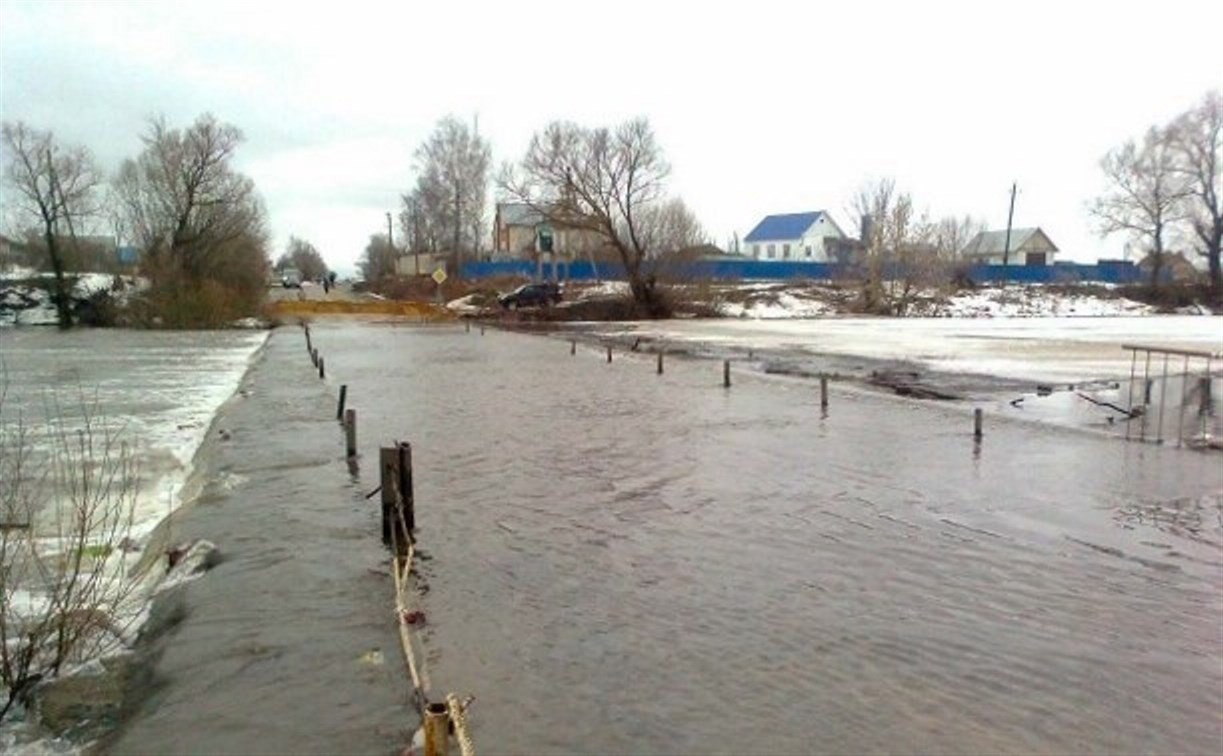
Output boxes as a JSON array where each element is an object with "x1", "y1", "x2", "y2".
[
  {"x1": 962, "y1": 227, "x2": 1058, "y2": 266},
  {"x1": 743, "y1": 211, "x2": 846, "y2": 262}
]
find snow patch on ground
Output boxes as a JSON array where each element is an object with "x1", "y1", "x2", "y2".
[
  {"x1": 573, "y1": 281, "x2": 630, "y2": 300},
  {"x1": 446, "y1": 293, "x2": 485, "y2": 315},
  {"x1": 938, "y1": 285, "x2": 1156, "y2": 318}
]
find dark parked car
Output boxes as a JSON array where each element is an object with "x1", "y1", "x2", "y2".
[{"x1": 498, "y1": 282, "x2": 561, "y2": 309}]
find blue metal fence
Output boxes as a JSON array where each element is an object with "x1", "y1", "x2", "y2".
[{"x1": 461, "y1": 259, "x2": 1146, "y2": 285}]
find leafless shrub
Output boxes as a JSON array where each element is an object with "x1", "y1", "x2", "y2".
[{"x1": 0, "y1": 383, "x2": 140, "y2": 721}]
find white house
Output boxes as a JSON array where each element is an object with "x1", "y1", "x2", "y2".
[
  {"x1": 961, "y1": 227, "x2": 1059, "y2": 265},
  {"x1": 743, "y1": 211, "x2": 846, "y2": 262}
]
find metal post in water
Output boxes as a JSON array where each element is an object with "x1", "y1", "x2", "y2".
[
  {"x1": 607, "y1": 346, "x2": 612, "y2": 363},
  {"x1": 318, "y1": 356, "x2": 325, "y2": 380},
  {"x1": 1125, "y1": 349, "x2": 1137, "y2": 439},
  {"x1": 571, "y1": 340, "x2": 576, "y2": 356},
  {"x1": 480, "y1": 325, "x2": 485, "y2": 336},
  {"x1": 1201, "y1": 376, "x2": 1213, "y2": 416},
  {"x1": 657, "y1": 352, "x2": 664, "y2": 375},
  {"x1": 337, "y1": 385, "x2": 347, "y2": 421},
  {"x1": 1157, "y1": 354, "x2": 1170, "y2": 443},
  {"x1": 723, "y1": 360, "x2": 731, "y2": 388},
  {"x1": 465, "y1": 320, "x2": 470, "y2": 333},
  {"x1": 424, "y1": 702, "x2": 451, "y2": 756},
  {"x1": 1177, "y1": 356, "x2": 1189, "y2": 448},
  {"x1": 974, "y1": 408, "x2": 983, "y2": 439},
  {"x1": 820, "y1": 374, "x2": 829, "y2": 410},
  {"x1": 345, "y1": 409, "x2": 357, "y2": 458}
]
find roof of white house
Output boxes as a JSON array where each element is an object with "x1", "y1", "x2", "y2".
[
  {"x1": 744, "y1": 211, "x2": 828, "y2": 242},
  {"x1": 962, "y1": 227, "x2": 1058, "y2": 257},
  {"x1": 497, "y1": 202, "x2": 547, "y2": 227}
]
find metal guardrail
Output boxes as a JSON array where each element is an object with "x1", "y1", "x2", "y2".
[{"x1": 1123, "y1": 345, "x2": 1219, "y2": 447}]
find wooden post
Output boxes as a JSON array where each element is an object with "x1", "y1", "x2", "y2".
[
  {"x1": 723, "y1": 360, "x2": 730, "y2": 388},
  {"x1": 571, "y1": 340, "x2": 576, "y2": 356},
  {"x1": 397, "y1": 441, "x2": 415, "y2": 542},
  {"x1": 318, "y1": 356, "x2": 325, "y2": 379},
  {"x1": 1201, "y1": 376, "x2": 1213, "y2": 415},
  {"x1": 657, "y1": 352, "x2": 664, "y2": 375},
  {"x1": 344, "y1": 409, "x2": 357, "y2": 458},
  {"x1": 337, "y1": 385, "x2": 347, "y2": 421},
  {"x1": 1144, "y1": 378, "x2": 1153, "y2": 404},
  {"x1": 820, "y1": 374, "x2": 829, "y2": 409},
  {"x1": 480, "y1": 326, "x2": 485, "y2": 336},
  {"x1": 747, "y1": 349, "x2": 753, "y2": 361},
  {"x1": 379, "y1": 447, "x2": 399, "y2": 546},
  {"x1": 311, "y1": 347, "x2": 318, "y2": 367},
  {"x1": 465, "y1": 320, "x2": 470, "y2": 333},
  {"x1": 607, "y1": 346, "x2": 612, "y2": 363},
  {"x1": 974, "y1": 408, "x2": 983, "y2": 439},
  {"x1": 424, "y1": 702, "x2": 451, "y2": 756}
]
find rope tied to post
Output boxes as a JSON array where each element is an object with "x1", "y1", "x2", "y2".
[{"x1": 446, "y1": 693, "x2": 476, "y2": 756}]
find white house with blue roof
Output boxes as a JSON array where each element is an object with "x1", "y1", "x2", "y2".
[{"x1": 743, "y1": 211, "x2": 846, "y2": 262}]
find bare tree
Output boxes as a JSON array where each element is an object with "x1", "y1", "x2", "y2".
[
  {"x1": 359, "y1": 233, "x2": 397, "y2": 282},
  {"x1": 1092, "y1": 126, "x2": 1191, "y2": 289},
  {"x1": 933, "y1": 214, "x2": 986, "y2": 261},
  {"x1": 114, "y1": 114, "x2": 267, "y2": 282},
  {"x1": 406, "y1": 117, "x2": 491, "y2": 271},
  {"x1": 2, "y1": 122, "x2": 104, "y2": 328},
  {"x1": 1170, "y1": 90, "x2": 1222, "y2": 295},
  {"x1": 502, "y1": 118, "x2": 677, "y2": 311},
  {"x1": 849, "y1": 179, "x2": 935, "y2": 314},
  {"x1": 275, "y1": 236, "x2": 328, "y2": 280},
  {"x1": 637, "y1": 197, "x2": 708, "y2": 260}
]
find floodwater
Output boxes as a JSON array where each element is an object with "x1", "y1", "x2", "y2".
[
  {"x1": 0, "y1": 327, "x2": 266, "y2": 536},
  {"x1": 157, "y1": 320, "x2": 1221, "y2": 755}
]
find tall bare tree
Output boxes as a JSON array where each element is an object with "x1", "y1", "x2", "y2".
[
  {"x1": 849, "y1": 178, "x2": 934, "y2": 314},
  {"x1": 1092, "y1": 126, "x2": 1191, "y2": 289},
  {"x1": 1170, "y1": 90, "x2": 1222, "y2": 294},
  {"x1": 359, "y1": 233, "x2": 397, "y2": 282},
  {"x1": 114, "y1": 114, "x2": 267, "y2": 282},
  {"x1": 405, "y1": 116, "x2": 491, "y2": 271},
  {"x1": 637, "y1": 197, "x2": 708, "y2": 259},
  {"x1": 275, "y1": 236, "x2": 328, "y2": 280},
  {"x1": 2, "y1": 122, "x2": 104, "y2": 328},
  {"x1": 502, "y1": 118, "x2": 678, "y2": 311},
  {"x1": 933, "y1": 214, "x2": 986, "y2": 261}
]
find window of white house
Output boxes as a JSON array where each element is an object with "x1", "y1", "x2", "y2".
[
  {"x1": 783, "y1": 243, "x2": 791, "y2": 258},
  {"x1": 752, "y1": 243, "x2": 760, "y2": 257},
  {"x1": 805, "y1": 245, "x2": 813, "y2": 257},
  {"x1": 767, "y1": 244, "x2": 775, "y2": 258}
]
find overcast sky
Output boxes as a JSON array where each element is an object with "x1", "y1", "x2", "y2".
[{"x1": 2, "y1": 0, "x2": 1221, "y2": 272}]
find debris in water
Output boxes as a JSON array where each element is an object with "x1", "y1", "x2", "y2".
[
  {"x1": 402, "y1": 610, "x2": 426, "y2": 626},
  {"x1": 358, "y1": 649, "x2": 384, "y2": 666}
]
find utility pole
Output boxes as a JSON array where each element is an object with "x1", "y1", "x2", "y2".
[{"x1": 1002, "y1": 181, "x2": 1017, "y2": 267}]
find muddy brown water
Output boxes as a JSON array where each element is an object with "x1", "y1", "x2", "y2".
[{"x1": 114, "y1": 322, "x2": 1220, "y2": 754}]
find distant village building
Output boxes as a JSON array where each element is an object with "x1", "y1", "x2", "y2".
[
  {"x1": 492, "y1": 202, "x2": 606, "y2": 261},
  {"x1": 961, "y1": 227, "x2": 1058, "y2": 265},
  {"x1": 743, "y1": 211, "x2": 846, "y2": 262}
]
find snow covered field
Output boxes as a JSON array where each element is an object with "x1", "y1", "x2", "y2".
[{"x1": 595, "y1": 316, "x2": 1222, "y2": 385}]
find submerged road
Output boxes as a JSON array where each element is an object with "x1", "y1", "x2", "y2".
[
  {"x1": 110, "y1": 330, "x2": 407, "y2": 754},
  {"x1": 118, "y1": 321, "x2": 1222, "y2": 754}
]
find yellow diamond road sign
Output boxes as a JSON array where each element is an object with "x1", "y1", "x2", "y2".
[{"x1": 431, "y1": 268, "x2": 447, "y2": 285}]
